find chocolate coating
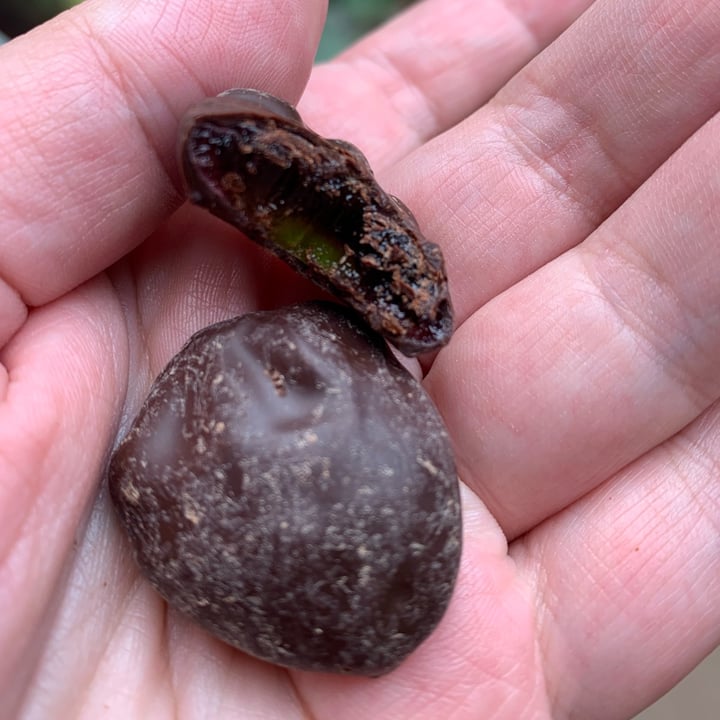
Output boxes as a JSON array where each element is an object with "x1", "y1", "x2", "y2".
[
  {"x1": 108, "y1": 302, "x2": 461, "y2": 676},
  {"x1": 178, "y1": 89, "x2": 453, "y2": 356}
]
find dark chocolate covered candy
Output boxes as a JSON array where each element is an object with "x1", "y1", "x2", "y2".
[
  {"x1": 109, "y1": 302, "x2": 461, "y2": 676},
  {"x1": 179, "y1": 89, "x2": 453, "y2": 356}
]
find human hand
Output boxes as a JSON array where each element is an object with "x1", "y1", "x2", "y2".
[{"x1": 3, "y1": 1, "x2": 719, "y2": 719}]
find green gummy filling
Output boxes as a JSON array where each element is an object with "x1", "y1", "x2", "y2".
[{"x1": 272, "y1": 217, "x2": 345, "y2": 270}]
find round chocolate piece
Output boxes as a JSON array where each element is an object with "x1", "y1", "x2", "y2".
[{"x1": 108, "y1": 302, "x2": 461, "y2": 675}]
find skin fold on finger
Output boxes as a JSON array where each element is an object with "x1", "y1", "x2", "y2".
[
  {"x1": 0, "y1": 277, "x2": 127, "y2": 717},
  {"x1": 427, "y1": 107, "x2": 720, "y2": 538},
  {"x1": 300, "y1": 0, "x2": 596, "y2": 172},
  {"x1": 0, "y1": 0, "x2": 326, "y2": 320},
  {"x1": 388, "y1": 0, "x2": 720, "y2": 328},
  {"x1": 512, "y1": 400, "x2": 720, "y2": 719},
  {"x1": 0, "y1": 279, "x2": 26, "y2": 355}
]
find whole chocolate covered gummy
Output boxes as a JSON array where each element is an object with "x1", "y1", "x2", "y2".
[{"x1": 109, "y1": 302, "x2": 461, "y2": 676}]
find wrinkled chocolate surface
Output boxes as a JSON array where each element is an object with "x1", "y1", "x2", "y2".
[{"x1": 109, "y1": 302, "x2": 461, "y2": 675}]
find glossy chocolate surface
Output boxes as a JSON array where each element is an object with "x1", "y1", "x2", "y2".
[
  {"x1": 108, "y1": 302, "x2": 461, "y2": 675},
  {"x1": 178, "y1": 89, "x2": 453, "y2": 356}
]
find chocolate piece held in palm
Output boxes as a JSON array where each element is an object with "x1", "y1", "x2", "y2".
[
  {"x1": 179, "y1": 89, "x2": 453, "y2": 356},
  {"x1": 108, "y1": 302, "x2": 461, "y2": 676}
]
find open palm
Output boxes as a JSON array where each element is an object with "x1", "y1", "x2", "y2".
[{"x1": 3, "y1": 1, "x2": 720, "y2": 718}]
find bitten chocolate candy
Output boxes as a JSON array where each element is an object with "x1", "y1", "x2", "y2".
[
  {"x1": 179, "y1": 89, "x2": 453, "y2": 356},
  {"x1": 109, "y1": 302, "x2": 461, "y2": 676}
]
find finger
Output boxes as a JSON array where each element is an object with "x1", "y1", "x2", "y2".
[
  {"x1": 514, "y1": 401, "x2": 720, "y2": 719},
  {"x1": 427, "y1": 99, "x2": 720, "y2": 537},
  {"x1": 0, "y1": 279, "x2": 127, "y2": 712},
  {"x1": 390, "y1": 0, "x2": 720, "y2": 325},
  {"x1": 299, "y1": 0, "x2": 596, "y2": 169},
  {"x1": 0, "y1": 0, "x2": 326, "y2": 318}
]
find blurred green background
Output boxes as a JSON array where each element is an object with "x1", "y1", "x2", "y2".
[
  {"x1": 317, "y1": 0, "x2": 414, "y2": 60},
  {"x1": 0, "y1": 0, "x2": 415, "y2": 59}
]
